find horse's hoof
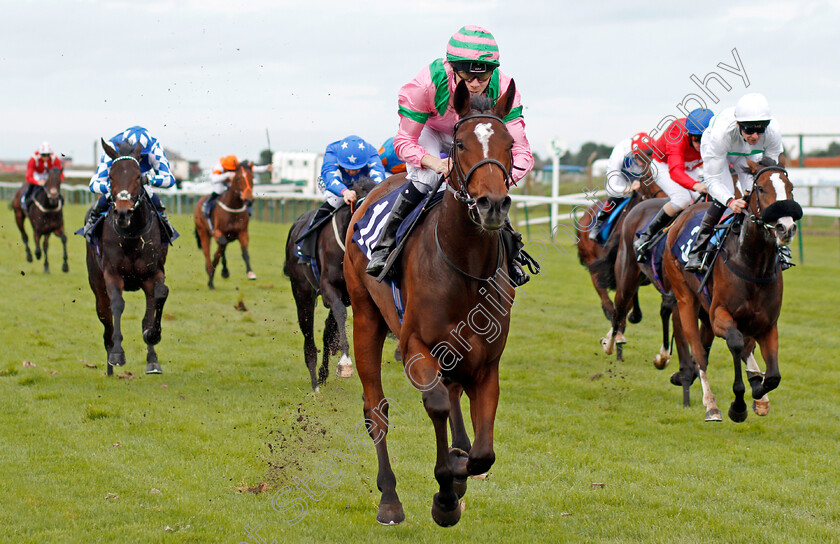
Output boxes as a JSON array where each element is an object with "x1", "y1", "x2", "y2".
[
  {"x1": 62, "y1": 263, "x2": 69, "y2": 273},
  {"x1": 376, "y1": 501, "x2": 405, "y2": 525},
  {"x1": 753, "y1": 399, "x2": 770, "y2": 416},
  {"x1": 26, "y1": 253, "x2": 33, "y2": 263},
  {"x1": 43, "y1": 267, "x2": 50, "y2": 274},
  {"x1": 208, "y1": 284, "x2": 215, "y2": 290},
  {"x1": 653, "y1": 350, "x2": 671, "y2": 370},
  {"x1": 221, "y1": 268, "x2": 230, "y2": 279},
  {"x1": 431, "y1": 494, "x2": 463, "y2": 527},
  {"x1": 143, "y1": 328, "x2": 161, "y2": 345},
  {"x1": 600, "y1": 337, "x2": 614, "y2": 355},
  {"x1": 704, "y1": 409, "x2": 722, "y2": 422},
  {"x1": 615, "y1": 332, "x2": 627, "y2": 345},
  {"x1": 453, "y1": 478, "x2": 468, "y2": 499},
  {"x1": 670, "y1": 372, "x2": 683, "y2": 386},
  {"x1": 35, "y1": 250, "x2": 41, "y2": 260},
  {"x1": 728, "y1": 403, "x2": 748, "y2": 423},
  {"x1": 108, "y1": 352, "x2": 126, "y2": 367},
  {"x1": 247, "y1": 271, "x2": 257, "y2": 280},
  {"x1": 145, "y1": 362, "x2": 162, "y2": 374}
]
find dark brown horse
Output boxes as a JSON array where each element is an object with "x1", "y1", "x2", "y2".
[
  {"x1": 193, "y1": 161, "x2": 255, "y2": 289},
  {"x1": 85, "y1": 139, "x2": 170, "y2": 376},
  {"x1": 283, "y1": 178, "x2": 377, "y2": 392},
  {"x1": 12, "y1": 167, "x2": 69, "y2": 273},
  {"x1": 579, "y1": 170, "x2": 666, "y2": 362},
  {"x1": 344, "y1": 80, "x2": 517, "y2": 527},
  {"x1": 664, "y1": 159, "x2": 801, "y2": 421}
]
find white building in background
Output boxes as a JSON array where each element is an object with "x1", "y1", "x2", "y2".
[{"x1": 271, "y1": 152, "x2": 324, "y2": 194}]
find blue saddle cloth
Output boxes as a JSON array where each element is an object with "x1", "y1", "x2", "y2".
[
  {"x1": 351, "y1": 181, "x2": 445, "y2": 323},
  {"x1": 670, "y1": 210, "x2": 734, "y2": 266},
  {"x1": 596, "y1": 197, "x2": 631, "y2": 245}
]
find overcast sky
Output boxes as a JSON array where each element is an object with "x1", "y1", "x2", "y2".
[{"x1": 2, "y1": 0, "x2": 838, "y2": 168}]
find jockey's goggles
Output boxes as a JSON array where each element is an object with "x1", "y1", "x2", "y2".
[
  {"x1": 456, "y1": 70, "x2": 494, "y2": 83},
  {"x1": 738, "y1": 121, "x2": 769, "y2": 135}
]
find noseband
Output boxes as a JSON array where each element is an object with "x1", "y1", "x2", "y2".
[
  {"x1": 449, "y1": 113, "x2": 514, "y2": 224},
  {"x1": 109, "y1": 155, "x2": 143, "y2": 212}
]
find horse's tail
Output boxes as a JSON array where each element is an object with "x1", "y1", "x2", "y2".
[
  {"x1": 589, "y1": 239, "x2": 620, "y2": 291},
  {"x1": 194, "y1": 226, "x2": 201, "y2": 249}
]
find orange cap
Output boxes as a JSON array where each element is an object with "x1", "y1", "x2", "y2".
[{"x1": 220, "y1": 155, "x2": 239, "y2": 171}]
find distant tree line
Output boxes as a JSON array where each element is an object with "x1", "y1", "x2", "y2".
[
  {"x1": 805, "y1": 141, "x2": 840, "y2": 158},
  {"x1": 532, "y1": 141, "x2": 613, "y2": 170}
]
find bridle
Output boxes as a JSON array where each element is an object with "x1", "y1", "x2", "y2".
[
  {"x1": 448, "y1": 113, "x2": 514, "y2": 225},
  {"x1": 219, "y1": 164, "x2": 253, "y2": 213},
  {"x1": 745, "y1": 165, "x2": 789, "y2": 231},
  {"x1": 109, "y1": 155, "x2": 143, "y2": 213}
]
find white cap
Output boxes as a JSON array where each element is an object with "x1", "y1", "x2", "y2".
[
  {"x1": 38, "y1": 141, "x2": 53, "y2": 155},
  {"x1": 734, "y1": 93, "x2": 772, "y2": 122}
]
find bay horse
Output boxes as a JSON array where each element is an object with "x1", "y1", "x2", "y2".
[
  {"x1": 12, "y1": 167, "x2": 69, "y2": 273},
  {"x1": 283, "y1": 178, "x2": 377, "y2": 392},
  {"x1": 664, "y1": 158, "x2": 801, "y2": 421},
  {"x1": 344, "y1": 80, "x2": 517, "y2": 527},
  {"x1": 85, "y1": 139, "x2": 170, "y2": 376},
  {"x1": 193, "y1": 160, "x2": 255, "y2": 290},
  {"x1": 575, "y1": 172, "x2": 664, "y2": 330},
  {"x1": 581, "y1": 170, "x2": 669, "y2": 363}
]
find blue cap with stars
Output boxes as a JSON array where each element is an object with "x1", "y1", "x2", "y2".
[{"x1": 336, "y1": 135, "x2": 369, "y2": 170}]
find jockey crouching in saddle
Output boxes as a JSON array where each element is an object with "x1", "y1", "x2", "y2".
[
  {"x1": 82, "y1": 126, "x2": 178, "y2": 241},
  {"x1": 684, "y1": 93, "x2": 792, "y2": 272},
  {"x1": 205, "y1": 154, "x2": 271, "y2": 212},
  {"x1": 21, "y1": 141, "x2": 64, "y2": 213},
  {"x1": 633, "y1": 108, "x2": 714, "y2": 258},
  {"x1": 297, "y1": 135, "x2": 386, "y2": 260},
  {"x1": 365, "y1": 25, "x2": 535, "y2": 286},
  {"x1": 589, "y1": 132, "x2": 654, "y2": 241}
]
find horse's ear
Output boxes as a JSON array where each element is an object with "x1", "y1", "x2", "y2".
[
  {"x1": 132, "y1": 142, "x2": 143, "y2": 159},
  {"x1": 453, "y1": 79, "x2": 472, "y2": 118},
  {"x1": 745, "y1": 158, "x2": 760, "y2": 173},
  {"x1": 102, "y1": 138, "x2": 118, "y2": 160},
  {"x1": 492, "y1": 79, "x2": 516, "y2": 120},
  {"x1": 778, "y1": 153, "x2": 787, "y2": 168}
]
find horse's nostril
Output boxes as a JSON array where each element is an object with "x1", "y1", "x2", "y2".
[
  {"x1": 476, "y1": 196, "x2": 491, "y2": 211},
  {"x1": 500, "y1": 196, "x2": 512, "y2": 215}
]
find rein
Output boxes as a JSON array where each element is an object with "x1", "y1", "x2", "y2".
[
  {"x1": 434, "y1": 222, "x2": 503, "y2": 282},
  {"x1": 450, "y1": 113, "x2": 514, "y2": 225}
]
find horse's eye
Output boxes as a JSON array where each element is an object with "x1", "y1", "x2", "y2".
[{"x1": 455, "y1": 140, "x2": 465, "y2": 150}]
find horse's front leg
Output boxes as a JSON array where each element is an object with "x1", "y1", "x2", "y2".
[
  {"x1": 14, "y1": 206, "x2": 33, "y2": 262},
  {"x1": 33, "y1": 230, "x2": 43, "y2": 261},
  {"x1": 238, "y1": 229, "x2": 256, "y2": 280},
  {"x1": 104, "y1": 275, "x2": 127, "y2": 367},
  {"x1": 653, "y1": 293, "x2": 674, "y2": 370},
  {"x1": 41, "y1": 232, "x2": 51, "y2": 273},
  {"x1": 754, "y1": 326, "x2": 781, "y2": 400},
  {"x1": 322, "y1": 284, "x2": 352, "y2": 378},
  {"x1": 404, "y1": 335, "x2": 462, "y2": 527},
  {"x1": 58, "y1": 227, "x2": 69, "y2": 273},
  {"x1": 141, "y1": 273, "x2": 168, "y2": 374},
  {"x1": 741, "y1": 341, "x2": 769, "y2": 415},
  {"x1": 712, "y1": 308, "x2": 748, "y2": 423},
  {"x1": 448, "y1": 382, "x2": 471, "y2": 500}
]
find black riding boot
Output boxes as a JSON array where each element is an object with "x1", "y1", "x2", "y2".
[
  {"x1": 501, "y1": 219, "x2": 530, "y2": 286},
  {"x1": 297, "y1": 204, "x2": 334, "y2": 259},
  {"x1": 21, "y1": 183, "x2": 37, "y2": 214},
  {"x1": 151, "y1": 193, "x2": 177, "y2": 241},
  {"x1": 589, "y1": 196, "x2": 624, "y2": 241},
  {"x1": 366, "y1": 183, "x2": 425, "y2": 277},
  {"x1": 633, "y1": 207, "x2": 673, "y2": 258},
  {"x1": 685, "y1": 201, "x2": 726, "y2": 272},
  {"x1": 82, "y1": 195, "x2": 109, "y2": 237}
]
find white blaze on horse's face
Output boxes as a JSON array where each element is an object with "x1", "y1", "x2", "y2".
[
  {"x1": 474, "y1": 123, "x2": 495, "y2": 159},
  {"x1": 770, "y1": 172, "x2": 788, "y2": 202}
]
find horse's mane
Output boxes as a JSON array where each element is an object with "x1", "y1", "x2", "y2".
[
  {"x1": 757, "y1": 156, "x2": 777, "y2": 167},
  {"x1": 116, "y1": 140, "x2": 135, "y2": 156},
  {"x1": 468, "y1": 95, "x2": 494, "y2": 114},
  {"x1": 240, "y1": 159, "x2": 253, "y2": 168},
  {"x1": 354, "y1": 177, "x2": 377, "y2": 198}
]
